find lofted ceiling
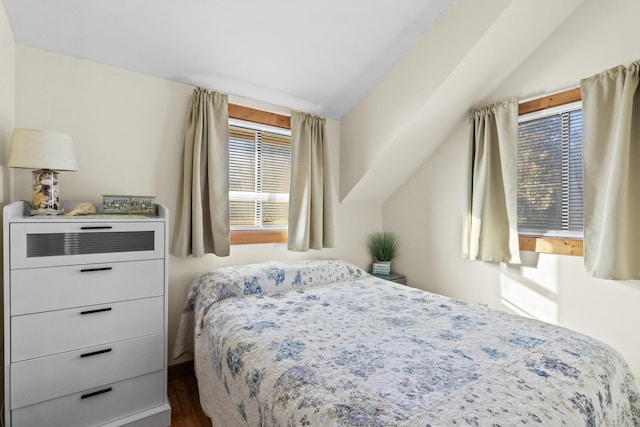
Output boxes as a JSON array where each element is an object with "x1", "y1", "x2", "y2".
[
  {"x1": 4, "y1": 0, "x2": 589, "y2": 205},
  {"x1": 339, "y1": 0, "x2": 586, "y2": 203},
  {"x1": 2, "y1": 0, "x2": 453, "y2": 119}
]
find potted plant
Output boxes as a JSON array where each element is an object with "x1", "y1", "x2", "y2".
[{"x1": 366, "y1": 231, "x2": 398, "y2": 275}]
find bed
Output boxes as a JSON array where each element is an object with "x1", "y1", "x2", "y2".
[{"x1": 173, "y1": 259, "x2": 640, "y2": 426}]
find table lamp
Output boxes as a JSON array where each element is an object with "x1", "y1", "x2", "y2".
[{"x1": 7, "y1": 128, "x2": 78, "y2": 215}]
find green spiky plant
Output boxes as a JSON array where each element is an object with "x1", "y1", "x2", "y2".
[{"x1": 366, "y1": 231, "x2": 398, "y2": 262}]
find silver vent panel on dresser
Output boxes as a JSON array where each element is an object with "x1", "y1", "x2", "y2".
[{"x1": 26, "y1": 231, "x2": 155, "y2": 258}]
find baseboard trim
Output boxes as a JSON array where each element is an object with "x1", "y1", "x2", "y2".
[{"x1": 168, "y1": 360, "x2": 194, "y2": 382}]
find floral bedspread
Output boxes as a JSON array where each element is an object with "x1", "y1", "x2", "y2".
[{"x1": 174, "y1": 259, "x2": 640, "y2": 426}]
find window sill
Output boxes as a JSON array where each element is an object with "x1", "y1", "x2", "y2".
[
  {"x1": 519, "y1": 236, "x2": 583, "y2": 256},
  {"x1": 230, "y1": 230, "x2": 288, "y2": 245}
]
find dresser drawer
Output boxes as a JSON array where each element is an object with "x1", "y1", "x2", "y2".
[
  {"x1": 12, "y1": 296, "x2": 164, "y2": 361},
  {"x1": 11, "y1": 333, "x2": 165, "y2": 409},
  {"x1": 11, "y1": 370, "x2": 165, "y2": 427},
  {"x1": 11, "y1": 259, "x2": 164, "y2": 315},
  {"x1": 10, "y1": 221, "x2": 164, "y2": 269}
]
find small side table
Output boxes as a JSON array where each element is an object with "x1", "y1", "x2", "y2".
[{"x1": 372, "y1": 271, "x2": 406, "y2": 285}]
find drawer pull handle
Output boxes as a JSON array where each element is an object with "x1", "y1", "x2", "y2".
[
  {"x1": 81, "y1": 387, "x2": 112, "y2": 400},
  {"x1": 80, "y1": 226, "x2": 113, "y2": 230},
  {"x1": 80, "y1": 267, "x2": 113, "y2": 273},
  {"x1": 80, "y1": 348, "x2": 112, "y2": 358},
  {"x1": 80, "y1": 307, "x2": 112, "y2": 315}
]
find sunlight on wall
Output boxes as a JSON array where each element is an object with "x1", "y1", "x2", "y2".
[{"x1": 500, "y1": 252, "x2": 559, "y2": 324}]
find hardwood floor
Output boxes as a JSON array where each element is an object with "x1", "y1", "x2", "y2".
[{"x1": 168, "y1": 361, "x2": 212, "y2": 427}]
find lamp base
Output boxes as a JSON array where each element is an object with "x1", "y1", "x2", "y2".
[{"x1": 31, "y1": 169, "x2": 62, "y2": 215}]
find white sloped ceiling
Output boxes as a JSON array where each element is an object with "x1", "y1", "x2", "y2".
[{"x1": 340, "y1": 0, "x2": 585, "y2": 204}]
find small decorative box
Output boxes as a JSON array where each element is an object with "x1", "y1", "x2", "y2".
[
  {"x1": 102, "y1": 195, "x2": 131, "y2": 214},
  {"x1": 130, "y1": 196, "x2": 156, "y2": 214},
  {"x1": 103, "y1": 195, "x2": 155, "y2": 214},
  {"x1": 372, "y1": 261, "x2": 391, "y2": 275}
]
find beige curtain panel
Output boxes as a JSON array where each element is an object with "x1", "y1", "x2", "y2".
[
  {"x1": 172, "y1": 87, "x2": 230, "y2": 257},
  {"x1": 288, "y1": 111, "x2": 335, "y2": 251},
  {"x1": 463, "y1": 99, "x2": 520, "y2": 264},
  {"x1": 580, "y1": 60, "x2": 640, "y2": 280}
]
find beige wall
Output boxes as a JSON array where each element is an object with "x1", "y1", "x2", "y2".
[
  {"x1": 0, "y1": 2, "x2": 14, "y2": 198},
  {"x1": 0, "y1": 0, "x2": 15, "y2": 407},
  {"x1": 384, "y1": 0, "x2": 640, "y2": 379},
  {"x1": 12, "y1": 46, "x2": 382, "y2": 363}
]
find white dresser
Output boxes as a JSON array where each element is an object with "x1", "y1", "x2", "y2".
[{"x1": 3, "y1": 201, "x2": 171, "y2": 427}]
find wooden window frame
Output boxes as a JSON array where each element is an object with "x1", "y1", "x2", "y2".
[
  {"x1": 229, "y1": 104, "x2": 290, "y2": 245},
  {"x1": 517, "y1": 87, "x2": 583, "y2": 256}
]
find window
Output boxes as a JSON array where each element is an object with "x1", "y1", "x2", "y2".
[
  {"x1": 229, "y1": 122, "x2": 291, "y2": 228},
  {"x1": 517, "y1": 88, "x2": 584, "y2": 255},
  {"x1": 227, "y1": 104, "x2": 292, "y2": 245},
  {"x1": 518, "y1": 103, "x2": 583, "y2": 235}
]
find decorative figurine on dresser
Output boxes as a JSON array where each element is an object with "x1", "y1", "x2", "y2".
[{"x1": 2, "y1": 201, "x2": 171, "y2": 427}]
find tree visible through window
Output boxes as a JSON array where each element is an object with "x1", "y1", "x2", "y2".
[{"x1": 517, "y1": 102, "x2": 583, "y2": 237}]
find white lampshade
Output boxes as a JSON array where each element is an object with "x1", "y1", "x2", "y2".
[{"x1": 8, "y1": 128, "x2": 78, "y2": 171}]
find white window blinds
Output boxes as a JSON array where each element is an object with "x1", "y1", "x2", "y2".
[
  {"x1": 517, "y1": 103, "x2": 583, "y2": 236},
  {"x1": 229, "y1": 124, "x2": 291, "y2": 229}
]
